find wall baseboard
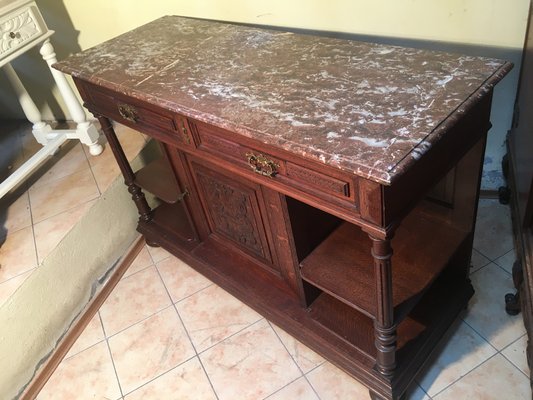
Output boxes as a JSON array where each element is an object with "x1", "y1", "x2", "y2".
[{"x1": 20, "y1": 236, "x2": 145, "y2": 400}]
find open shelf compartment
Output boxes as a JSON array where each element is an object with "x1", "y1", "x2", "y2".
[
  {"x1": 135, "y1": 158, "x2": 181, "y2": 203},
  {"x1": 300, "y1": 200, "x2": 470, "y2": 322}
]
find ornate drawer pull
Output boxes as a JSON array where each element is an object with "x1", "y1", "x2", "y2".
[
  {"x1": 9, "y1": 32, "x2": 19, "y2": 39},
  {"x1": 117, "y1": 103, "x2": 138, "y2": 123},
  {"x1": 246, "y1": 152, "x2": 279, "y2": 177}
]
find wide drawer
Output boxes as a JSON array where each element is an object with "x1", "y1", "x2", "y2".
[
  {"x1": 80, "y1": 82, "x2": 194, "y2": 147},
  {"x1": 0, "y1": 4, "x2": 46, "y2": 58},
  {"x1": 195, "y1": 121, "x2": 358, "y2": 207}
]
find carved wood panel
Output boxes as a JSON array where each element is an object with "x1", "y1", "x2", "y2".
[{"x1": 192, "y1": 162, "x2": 273, "y2": 263}]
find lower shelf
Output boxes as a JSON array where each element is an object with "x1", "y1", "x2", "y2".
[
  {"x1": 307, "y1": 271, "x2": 474, "y2": 374},
  {"x1": 138, "y1": 202, "x2": 198, "y2": 249}
]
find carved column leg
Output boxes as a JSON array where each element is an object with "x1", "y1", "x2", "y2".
[
  {"x1": 40, "y1": 39, "x2": 103, "y2": 156},
  {"x1": 96, "y1": 115, "x2": 152, "y2": 222},
  {"x1": 369, "y1": 235, "x2": 397, "y2": 377}
]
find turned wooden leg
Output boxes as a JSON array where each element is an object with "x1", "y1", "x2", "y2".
[
  {"x1": 40, "y1": 39, "x2": 103, "y2": 156},
  {"x1": 96, "y1": 115, "x2": 152, "y2": 222},
  {"x1": 369, "y1": 235, "x2": 397, "y2": 377}
]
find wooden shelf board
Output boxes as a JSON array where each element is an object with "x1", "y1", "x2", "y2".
[
  {"x1": 140, "y1": 202, "x2": 198, "y2": 247},
  {"x1": 300, "y1": 205, "x2": 469, "y2": 321},
  {"x1": 135, "y1": 158, "x2": 180, "y2": 203}
]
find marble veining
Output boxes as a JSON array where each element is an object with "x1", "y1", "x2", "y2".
[{"x1": 54, "y1": 16, "x2": 512, "y2": 184}]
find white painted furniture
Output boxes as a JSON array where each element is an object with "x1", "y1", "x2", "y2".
[{"x1": 0, "y1": 0, "x2": 102, "y2": 198}]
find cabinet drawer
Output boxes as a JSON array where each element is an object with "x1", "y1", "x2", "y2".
[
  {"x1": 0, "y1": 4, "x2": 46, "y2": 58},
  {"x1": 82, "y1": 82, "x2": 193, "y2": 147},
  {"x1": 195, "y1": 122, "x2": 357, "y2": 206}
]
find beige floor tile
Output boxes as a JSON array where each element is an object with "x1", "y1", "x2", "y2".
[
  {"x1": 90, "y1": 156, "x2": 121, "y2": 193},
  {"x1": 306, "y1": 362, "x2": 371, "y2": 400},
  {"x1": 470, "y1": 248, "x2": 491, "y2": 273},
  {"x1": 66, "y1": 313, "x2": 105, "y2": 358},
  {"x1": 494, "y1": 249, "x2": 517, "y2": 274},
  {"x1": 0, "y1": 268, "x2": 34, "y2": 305},
  {"x1": 0, "y1": 226, "x2": 37, "y2": 283},
  {"x1": 433, "y1": 354, "x2": 531, "y2": 400},
  {"x1": 147, "y1": 245, "x2": 173, "y2": 264},
  {"x1": 0, "y1": 190, "x2": 31, "y2": 235},
  {"x1": 100, "y1": 266, "x2": 172, "y2": 336},
  {"x1": 31, "y1": 143, "x2": 90, "y2": 189},
  {"x1": 176, "y1": 285, "x2": 261, "y2": 352},
  {"x1": 417, "y1": 320, "x2": 497, "y2": 396},
  {"x1": 267, "y1": 377, "x2": 319, "y2": 400},
  {"x1": 473, "y1": 199, "x2": 514, "y2": 260},
  {"x1": 109, "y1": 306, "x2": 195, "y2": 395},
  {"x1": 157, "y1": 256, "x2": 212, "y2": 303},
  {"x1": 123, "y1": 245, "x2": 154, "y2": 279},
  {"x1": 463, "y1": 263, "x2": 526, "y2": 350},
  {"x1": 271, "y1": 324, "x2": 325, "y2": 373},
  {"x1": 29, "y1": 168, "x2": 100, "y2": 223},
  {"x1": 200, "y1": 319, "x2": 301, "y2": 400},
  {"x1": 124, "y1": 357, "x2": 216, "y2": 400},
  {"x1": 33, "y1": 199, "x2": 97, "y2": 263},
  {"x1": 502, "y1": 335, "x2": 531, "y2": 376},
  {"x1": 37, "y1": 341, "x2": 121, "y2": 400}
]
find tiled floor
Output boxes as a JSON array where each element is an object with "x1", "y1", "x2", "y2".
[
  {"x1": 1, "y1": 121, "x2": 531, "y2": 399},
  {"x1": 0, "y1": 120, "x2": 147, "y2": 305}
]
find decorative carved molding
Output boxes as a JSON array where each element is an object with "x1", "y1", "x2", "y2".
[
  {"x1": 0, "y1": 7, "x2": 41, "y2": 55},
  {"x1": 197, "y1": 169, "x2": 267, "y2": 259}
]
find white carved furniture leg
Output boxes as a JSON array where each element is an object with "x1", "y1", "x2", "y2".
[
  {"x1": 3, "y1": 62, "x2": 52, "y2": 145},
  {"x1": 39, "y1": 39, "x2": 103, "y2": 156}
]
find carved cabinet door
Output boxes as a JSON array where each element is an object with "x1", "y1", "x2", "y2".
[{"x1": 184, "y1": 156, "x2": 282, "y2": 276}]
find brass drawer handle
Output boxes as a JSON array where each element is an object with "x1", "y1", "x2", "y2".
[
  {"x1": 246, "y1": 152, "x2": 279, "y2": 177},
  {"x1": 9, "y1": 32, "x2": 18, "y2": 39},
  {"x1": 118, "y1": 103, "x2": 138, "y2": 123}
]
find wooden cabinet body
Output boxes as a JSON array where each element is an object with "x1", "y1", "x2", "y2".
[
  {"x1": 508, "y1": 1, "x2": 533, "y2": 386},
  {"x1": 54, "y1": 16, "x2": 512, "y2": 400}
]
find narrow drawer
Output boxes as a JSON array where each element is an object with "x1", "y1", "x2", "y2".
[
  {"x1": 0, "y1": 4, "x2": 46, "y2": 58},
  {"x1": 81, "y1": 82, "x2": 193, "y2": 147},
  {"x1": 195, "y1": 121, "x2": 357, "y2": 206}
]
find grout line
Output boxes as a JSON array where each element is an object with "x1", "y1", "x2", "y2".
[
  {"x1": 196, "y1": 354, "x2": 220, "y2": 400},
  {"x1": 151, "y1": 263, "x2": 220, "y2": 400},
  {"x1": 499, "y1": 334, "x2": 531, "y2": 379},
  {"x1": 264, "y1": 320, "x2": 322, "y2": 399},
  {"x1": 118, "y1": 354, "x2": 199, "y2": 398},
  {"x1": 103, "y1": 301, "x2": 174, "y2": 340},
  {"x1": 267, "y1": 320, "x2": 305, "y2": 375},
  {"x1": 100, "y1": 311, "x2": 125, "y2": 399},
  {"x1": 0, "y1": 266, "x2": 36, "y2": 285},
  {"x1": 171, "y1": 282, "x2": 215, "y2": 305},
  {"x1": 267, "y1": 320, "x2": 322, "y2": 400},
  {"x1": 25, "y1": 189, "x2": 40, "y2": 269},
  {"x1": 429, "y1": 352, "x2": 523, "y2": 398},
  {"x1": 261, "y1": 375, "x2": 309, "y2": 400}
]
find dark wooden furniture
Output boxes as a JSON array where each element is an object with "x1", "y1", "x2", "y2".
[
  {"x1": 54, "y1": 17, "x2": 512, "y2": 400},
  {"x1": 506, "y1": 0, "x2": 533, "y2": 387}
]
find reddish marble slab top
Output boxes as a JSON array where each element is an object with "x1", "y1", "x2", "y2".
[{"x1": 54, "y1": 16, "x2": 512, "y2": 184}]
